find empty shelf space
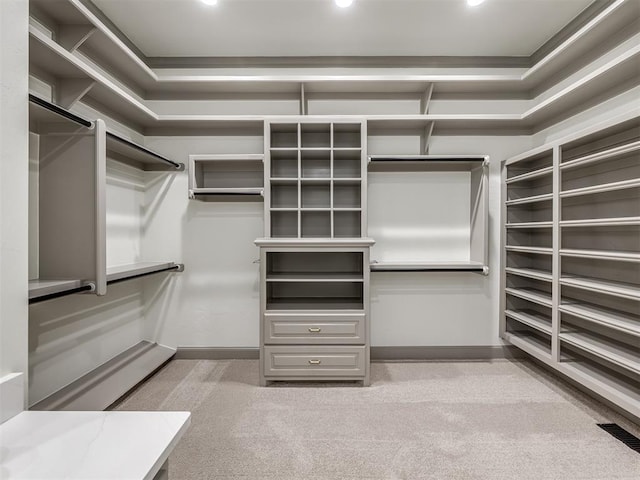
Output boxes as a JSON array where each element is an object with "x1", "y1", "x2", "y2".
[
  {"x1": 506, "y1": 221, "x2": 553, "y2": 229},
  {"x1": 28, "y1": 279, "x2": 90, "y2": 302},
  {"x1": 370, "y1": 261, "x2": 486, "y2": 272},
  {"x1": 561, "y1": 140, "x2": 640, "y2": 171},
  {"x1": 505, "y1": 193, "x2": 553, "y2": 206},
  {"x1": 505, "y1": 287, "x2": 553, "y2": 307},
  {"x1": 560, "y1": 217, "x2": 640, "y2": 227},
  {"x1": 505, "y1": 309, "x2": 553, "y2": 335},
  {"x1": 266, "y1": 299, "x2": 364, "y2": 311},
  {"x1": 560, "y1": 332, "x2": 640, "y2": 376},
  {"x1": 106, "y1": 262, "x2": 181, "y2": 283},
  {"x1": 560, "y1": 303, "x2": 640, "y2": 337},
  {"x1": 29, "y1": 94, "x2": 92, "y2": 131},
  {"x1": 190, "y1": 154, "x2": 264, "y2": 195},
  {"x1": 505, "y1": 267, "x2": 552, "y2": 282},
  {"x1": 30, "y1": 341, "x2": 175, "y2": 411},
  {"x1": 368, "y1": 155, "x2": 486, "y2": 171},
  {"x1": 505, "y1": 166, "x2": 554, "y2": 184},
  {"x1": 505, "y1": 246, "x2": 553, "y2": 255},
  {"x1": 561, "y1": 178, "x2": 640, "y2": 199},
  {"x1": 560, "y1": 249, "x2": 640, "y2": 262},
  {"x1": 106, "y1": 133, "x2": 182, "y2": 171},
  {"x1": 503, "y1": 332, "x2": 552, "y2": 362},
  {"x1": 560, "y1": 276, "x2": 640, "y2": 301}
]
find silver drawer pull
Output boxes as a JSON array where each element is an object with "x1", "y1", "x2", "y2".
[
  {"x1": 308, "y1": 359, "x2": 321, "y2": 365},
  {"x1": 308, "y1": 327, "x2": 322, "y2": 333}
]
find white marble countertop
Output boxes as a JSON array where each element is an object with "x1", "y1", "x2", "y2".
[{"x1": 0, "y1": 410, "x2": 190, "y2": 479}]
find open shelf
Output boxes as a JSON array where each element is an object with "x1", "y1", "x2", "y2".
[
  {"x1": 560, "y1": 140, "x2": 640, "y2": 171},
  {"x1": 106, "y1": 132, "x2": 183, "y2": 171},
  {"x1": 505, "y1": 193, "x2": 553, "y2": 206},
  {"x1": 560, "y1": 249, "x2": 640, "y2": 262},
  {"x1": 189, "y1": 154, "x2": 264, "y2": 199},
  {"x1": 560, "y1": 217, "x2": 640, "y2": 227},
  {"x1": 503, "y1": 332, "x2": 552, "y2": 362},
  {"x1": 505, "y1": 166, "x2": 553, "y2": 184},
  {"x1": 505, "y1": 309, "x2": 553, "y2": 335},
  {"x1": 506, "y1": 221, "x2": 553, "y2": 229},
  {"x1": 505, "y1": 287, "x2": 553, "y2": 307},
  {"x1": 505, "y1": 246, "x2": 553, "y2": 255},
  {"x1": 560, "y1": 276, "x2": 640, "y2": 301},
  {"x1": 560, "y1": 331, "x2": 640, "y2": 376},
  {"x1": 30, "y1": 341, "x2": 175, "y2": 411},
  {"x1": 560, "y1": 303, "x2": 640, "y2": 338},
  {"x1": 505, "y1": 267, "x2": 552, "y2": 282},
  {"x1": 370, "y1": 261, "x2": 486, "y2": 273},
  {"x1": 561, "y1": 178, "x2": 640, "y2": 199}
]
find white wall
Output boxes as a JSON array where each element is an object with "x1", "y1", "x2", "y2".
[{"x1": 0, "y1": 0, "x2": 28, "y2": 394}]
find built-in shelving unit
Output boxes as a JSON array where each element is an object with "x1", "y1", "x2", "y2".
[
  {"x1": 265, "y1": 120, "x2": 365, "y2": 239},
  {"x1": 501, "y1": 114, "x2": 640, "y2": 422},
  {"x1": 188, "y1": 154, "x2": 264, "y2": 199},
  {"x1": 368, "y1": 155, "x2": 489, "y2": 274}
]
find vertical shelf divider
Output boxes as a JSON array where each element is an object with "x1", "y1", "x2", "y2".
[{"x1": 551, "y1": 145, "x2": 561, "y2": 363}]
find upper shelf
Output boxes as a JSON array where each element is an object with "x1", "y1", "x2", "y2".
[{"x1": 368, "y1": 155, "x2": 488, "y2": 172}]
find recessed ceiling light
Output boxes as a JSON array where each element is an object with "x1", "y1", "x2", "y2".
[
  {"x1": 467, "y1": 0, "x2": 485, "y2": 6},
  {"x1": 335, "y1": 0, "x2": 354, "y2": 8},
  {"x1": 201, "y1": 0, "x2": 217, "y2": 5}
]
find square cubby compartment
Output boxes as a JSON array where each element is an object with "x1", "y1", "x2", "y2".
[
  {"x1": 301, "y1": 183, "x2": 330, "y2": 208},
  {"x1": 301, "y1": 211, "x2": 331, "y2": 238},
  {"x1": 271, "y1": 183, "x2": 298, "y2": 208},
  {"x1": 506, "y1": 228, "x2": 552, "y2": 249},
  {"x1": 301, "y1": 124, "x2": 330, "y2": 148},
  {"x1": 271, "y1": 211, "x2": 298, "y2": 238},
  {"x1": 334, "y1": 211, "x2": 361, "y2": 238},
  {"x1": 333, "y1": 150, "x2": 361, "y2": 179},
  {"x1": 301, "y1": 150, "x2": 330, "y2": 178},
  {"x1": 271, "y1": 150, "x2": 298, "y2": 178},
  {"x1": 333, "y1": 183, "x2": 361, "y2": 208},
  {"x1": 333, "y1": 123, "x2": 361, "y2": 148},
  {"x1": 271, "y1": 124, "x2": 298, "y2": 148}
]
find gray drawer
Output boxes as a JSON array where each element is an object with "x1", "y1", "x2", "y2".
[
  {"x1": 263, "y1": 345, "x2": 366, "y2": 378},
  {"x1": 263, "y1": 313, "x2": 365, "y2": 344}
]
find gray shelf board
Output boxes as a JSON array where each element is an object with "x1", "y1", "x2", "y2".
[
  {"x1": 30, "y1": 341, "x2": 175, "y2": 411},
  {"x1": 106, "y1": 132, "x2": 182, "y2": 170},
  {"x1": 560, "y1": 276, "x2": 640, "y2": 301},
  {"x1": 28, "y1": 279, "x2": 86, "y2": 300},
  {"x1": 270, "y1": 208, "x2": 298, "y2": 212},
  {"x1": 29, "y1": 94, "x2": 92, "y2": 131},
  {"x1": 106, "y1": 262, "x2": 180, "y2": 283},
  {"x1": 270, "y1": 178, "x2": 299, "y2": 184},
  {"x1": 560, "y1": 332, "x2": 640, "y2": 376},
  {"x1": 300, "y1": 178, "x2": 331, "y2": 183},
  {"x1": 255, "y1": 238, "x2": 375, "y2": 247},
  {"x1": 505, "y1": 309, "x2": 553, "y2": 335},
  {"x1": 266, "y1": 273, "x2": 364, "y2": 282},
  {"x1": 505, "y1": 193, "x2": 554, "y2": 206},
  {"x1": 561, "y1": 139, "x2": 640, "y2": 171},
  {"x1": 31, "y1": 0, "x2": 92, "y2": 25},
  {"x1": 505, "y1": 287, "x2": 553, "y2": 307},
  {"x1": 300, "y1": 208, "x2": 332, "y2": 212},
  {"x1": 332, "y1": 178, "x2": 362, "y2": 183},
  {"x1": 192, "y1": 153, "x2": 264, "y2": 162},
  {"x1": 367, "y1": 115, "x2": 522, "y2": 131},
  {"x1": 192, "y1": 187, "x2": 264, "y2": 196},
  {"x1": 560, "y1": 217, "x2": 640, "y2": 228},
  {"x1": 505, "y1": 166, "x2": 554, "y2": 184},
  {"x1": 368, "y1": 155, "x2": 486, "y2": 168},
  {"x1": 505, "y1": 245, "x2": 553, "y2": 255},
  {"x1": 371, "y1": 261, "x2": 485, "y2": 272},
  {"x1": 266, "y1": 299, "x2": 364, "y2": 311},
  {"x1": 558, "y1": 361, "x2": 640, "y2": 417},
  {"x1": 559, "y1": 303, "x2": 640, "y2": 338},
  {"x1": 506, "y1": 221, "x2": 553, "y2": 229},
  {"x1": 560, "y1": 249, "x2": 640, "y2": 262},
  {"x1": 505, "y1": 267, "x2": 553, "y2": 282},
  {"x1": 333, "y1": 208, "x2": 362, "y2": 212},
  {"x1": 561, "y1": 178, "x2": 640, "y2": 199},
  {"x1": 503, "y1": 332, "x2": 552, "y2": 362}
]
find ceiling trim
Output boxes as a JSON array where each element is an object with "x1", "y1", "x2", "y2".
[{"x1": 79, "y1": 0, "x2": 612, "y2": 71}]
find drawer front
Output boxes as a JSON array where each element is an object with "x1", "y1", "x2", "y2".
[
  {"x1": 263, "y1": 345, "x2": 366, "y2": 378},
  {"x1": 264, "y1": 313, "x2": 365, "y2": 344}
]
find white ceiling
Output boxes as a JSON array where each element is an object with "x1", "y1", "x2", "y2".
[{"x1": 92, "y1": 0, "x2": 595, "y2": 58}]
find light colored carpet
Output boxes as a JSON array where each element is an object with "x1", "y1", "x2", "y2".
[{"x1": 114, "y1": 360, "x2": 640, "y2": 479}]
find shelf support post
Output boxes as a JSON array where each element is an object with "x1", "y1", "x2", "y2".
[
  {"x1": 420, "y1": 82, "x2": 434, "y2": 115},
  {"x1": 420, "y1": 121, "x2": 435, "y2": 154},
  {"x1": 58, "y1": 25, "x2": 97, "y2": 52},
  {"x1": 56, "y1": 78, "x2": 95, "y2": 110},
  {"x1": 300, "y1": 83, "x2": 307, "y2": 115}
]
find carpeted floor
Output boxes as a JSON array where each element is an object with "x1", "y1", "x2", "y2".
[{"x1": 114, "y1": 359, "x2": 640, "y2": 479}]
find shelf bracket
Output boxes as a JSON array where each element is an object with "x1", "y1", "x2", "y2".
[
  {"x1": 58, "y1": 25, "x2": 97, "y2": 52},
  {"x1": 420, "y1": 121, "x2": 435, "y2": 155},
  {"x1": 420, "y1": 83, "x2": 434, "y2": 115},
  {"x1": 300, "y1": 83, "x2": 307, "y2": 115},
  {"x1": 56, "y1": 78, "x2": 96, "y2": 110}
]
